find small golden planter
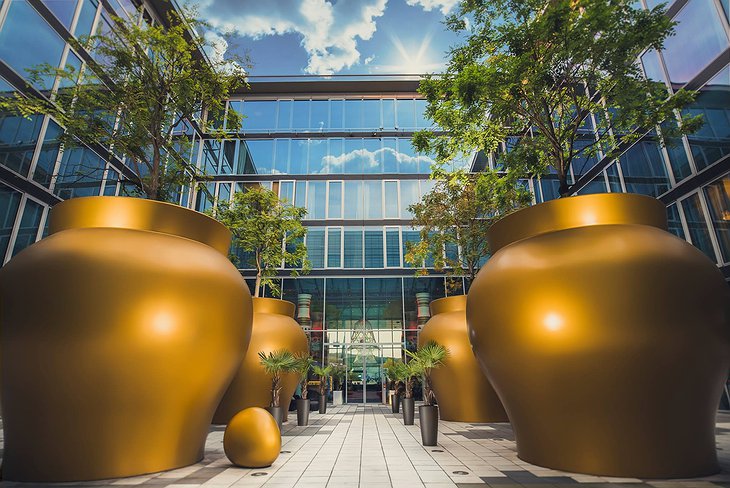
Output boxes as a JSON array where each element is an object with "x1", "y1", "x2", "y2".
[
  {"x1": 419, "y1": 295, "x2": 508, "y2": 423},
  {"x1": 467, "y1": 193, "x2": 730, "y2": 478},
  {"x1": 214, "y1": 297, "x2": 308, "y2": 424},
  {"x1": 224, "y1": 407, "x2": 281, "y2": 468},
  {"x1": 0, "y1": 197, "x2": 253, "y2": 482}
]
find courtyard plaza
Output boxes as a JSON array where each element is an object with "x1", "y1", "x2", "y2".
[{"x1": 2, "y1": 405, "x2": 730, "y2": 488}]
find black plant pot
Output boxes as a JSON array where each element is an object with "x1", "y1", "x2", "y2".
[
  {"x1": 319, "y1": 393, "x2": 327, "y2": 414},
  {"x1": 419, "y1": 405, "x2": 439, "y2": 446},
  {"x1": 402, "y1": 397, "x2": 415, "y2": 425},
  {"x1": 391, "y1": 393, "x2": 400, "y2": 414},
  {"x1": 297, "y1": 398, "x2": 310, "y2": 426},
  {"x1": 266, "y1": 406, "x2": 283, "y2": 430}
]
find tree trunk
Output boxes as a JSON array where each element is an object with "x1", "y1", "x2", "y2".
[{"x1": 254, "y1": 274, "x2": 261, "y2": 298}]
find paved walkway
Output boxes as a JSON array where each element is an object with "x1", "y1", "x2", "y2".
[{"x1": 3, "y1": 405, "x2": 730, "y2": 488}]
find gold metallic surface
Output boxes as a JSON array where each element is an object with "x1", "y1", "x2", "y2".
[
  {"x1": 467, "y1": 193, "x2": 730, "y2": 478},
  {"x1": 214, "y1": 297, "x2": 308, "y2": 424},
  {"x1": 0, "y1": 196, "x2": 253, "y2": 482},
  {"x1": 419, "y1": 296, "x2": 508, "y2": 423},
  {"x1": 224, "y1": 407, "x2": 281, "y2": 468}
]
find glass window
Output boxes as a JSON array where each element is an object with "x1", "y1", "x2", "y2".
[
  {"x1": 362, "y1": 138, "x2": 382, "y2": 174},
  {"x1": 325, "y1": 278, "x2": 363, "y2": 330},
  {"x1": 364, "y1": 180, "x2": 382, "y2": 219},
  {"x1": 281, "y1": 278, "x2": 325, "y2": 333},
  {"x1": 402, "y1": 229, "x2": 420, "y2": 267},
  {"x1": 396, "y1": 99, "x2": 416, "y2": 129},
  {"x1": 577, "y1": 176, "x2": 607, "y2": 195},
  {"x1": 330, "y1": 99, "x2": 344, "y2": 130},
  {"x1": 274, "y1": 139, "x2": 290, "y2": 174},
  {"x1": 606, "y1": 163, "x2": 623, "y2": 192},
  {"x1": 12, "y1": 198, "x2": 44, "y2": 256},
  {"x1": 289, "y1": 139, "x2": 308, "y2": 174},
  {"x1": 0, "y1": 113, "x2": 42, "y2": 177},
  {"x1": 42, "y1": 0, "x2": 78, "y2": 28},
  {"x1": 292, "y1": 100, "x2": 310, "y2": 130},
  {"x1": 242, "y1": 100, "x2": 277, "y2": 131},
  {"x1": 703, "y1": 175, "x2": 730, "y2": 261},
  {"x1": 246, "y1": 139, "x2": 274, "y2": 174},
  {"x1": 218, "y1": 140, "x2": 235, "y2": 175},
  {"x1": 328, "y1": 138, "x2": 345, "y2": 174},
  {"x1": 662, "y1": 0, "x2": 729, "y2": 85},
  {"x1": 415, "y1": 99, "x2": 430, "y2": 128},
  {"x1": 398, "y1": 138, "x2": 419, "y2": 173},
  {"x1": 363, "y1": 99, "x2": 381, "y2": 129},
  {"x1": 364, "y1": 227, "x2": 384, "y2": 268},
  {"x1": 309, "y1": 139, "x2": 328, "y2": 174},
  {"x1": 344, "y1": 138, "x2": 363, "y2": 174},
  {"x1": 328, "y1": 181, "x2": 343, "y2": 218},
  {"x1": 201, "y1": 140, "x2": 220, "y2": 174},
  {"x1": 343, "y1": 181, "x2": 363, "y2": 219},
  {"x1": 400, "y1": 180, "x2": 420, "y2": 218},
  {"x1": 310, "y1": 100, "x2": 328, "y2": 131},
  {"x1": 54, "y1": 146, "x2": 105, "y2": 199},
  {"x1": 0, "y1": 1, "x2": 65, "y2": 89},
  {"x1": 403, "y1": 277, "x2": 446, "y2": 331},
  {"x1": 382, "y1": 99, "x2": 396, "y2": 130},
  {"x1": 277, "y1": 100, "x2": 292, "y2": 130},
  {"x1": 344, "y1": 227, "x2": 363, "y2": 268},
  {"x1": 384, "y1": 181, "x2": 399, "y2": 218},
  {"x1": 681, "y1": 193, "x2": 718, "y2": 261},
  {"x1": 280, "y1": 180, "x2": 295, "y2": 204},
  {"x1": 667, "y1": 203, "x2": 686, "y2": 239},
  {"x1": 640, "y1": 50, "x2": 667, "y2": 84},
  {"x1": 218, "y1": 182, "x2": 231, "y2": 203},
  {"x1": 619, "y1": 140, "x2": 670, "y2": 197},
  {"x1": 74, "y1": 0, "x2": 99, "y2": 38},
  {"x1": 327, "y1": 227, "x2": 342, "y2": 267},
  {"x1": 306, "y1": 228, "x2": 325, "y2": 268},
  {"x1": 365, "y1": 278, "x2": 403, "y2": 329},
  {"x1": 383, "y1": 138, "x2": 398, "y2": 173},
  {"x1": 344, "y1": 99, "x2": 363, "y2": 129},
  {"x1": 195, "y1": 182, "x2": 215, "y2": 213},
  {"x1": 307, "y1": 181, "x2": 326, "y2": 219},
  {"x1": 295, "y1": 180, "x2": 306, "y2": 209},
  {"x1": 236, "y1": 141, "x2": 255, "y2": 174},
  {"x1": 103, "y1": 168, "x2": 119, "y2": 196},
  {"x1": 385, "y1": 227, "x2": 400, "y2": 267},
  {"x1": 0, "y1": 183, "x2": 22, "y2": 261},
  {"x1": 683, "y1": 66, "x2": 730, "y2": 170}
]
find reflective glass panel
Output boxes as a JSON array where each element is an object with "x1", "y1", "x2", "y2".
[
  {"x1": 307, "y1": 181, "x2": 326, "y2": 219},
  {"x1": 42, "y1": 0, "x2": 78, "y2": 28},
  {"x1": 0, "y1": 113, "x2": 41, "y2": 176},
  {"x1": 55, "y1": 146, "x2": 105, "y2": 199},
  {"x1": 382, "y1": 138, "x2": 398, "y2": 173},
  {"x1": 703, "y1": 175, "x2": 730, "y2": 261},
  {"x1": 364, "y1": 227, "x2": 384, "y2": 268},
  {"x1": 401, "y1": 230, "x2": 420, "y2": 267},
  {"x1": 344, "y1": 139, "x2": 363, "y2": 174},
  {"x1": 280, "y1": 180, "x2": 294, "y2": 204},
  {"x1": 619, "y1": 140, "x2": 670, "y2": 196},
  {"x1": 220, "y1": 140, "x2": 236, "y2": 175},
  {"x1": 684, "y1": 66, "x2": 730, "y2": 170},
  {"x1": 0, "y1": 1, "x2": 65, "y2": 89},
  {"x1": 290, "y1": 139, "x2": 308, "y2": 174},
  {"x1": 309, "y1": 139, "x2": 328, "y2": 174},
  {"x1": 11, "y1": 198, "x2": 43, "y2": 256},
  {"x1": 681, "y1": 192, "x2": 718, "y2": 261},
  {"x1": 74, "y1": 0, "x2": 98, "y2": 38},
  {"x1": 398, "y1": 138, "x2": 419, "y2": 173},
  {"x1": 328, "y1": 138, "x2": 345, "y2": 174},
  {"x1": 641, "y1": 49, "x2": 667, "y2": 84},
  {"x1": 103, "y1": 169, "x2": 118, "y2": 196},
  {"x1": 33, "y1": 119, "x2": 63, "y2": 187},
  {"x1": 363, "y1": 99, "x2": 381, "y2": 129},
  {"x1": 195, "y1": 182, "x2": 215, "y2": 213},
  {"x1": 275, "y1": 100, "x2": 292, "y2": 130},
  {"x1": 292, "y1": 100, "x2": 310, "y2": 130},
  {"x1": 362, "y1": 138, "x2": 382, "y2": 174},
  {"x1": 344, "y1": 227, "x2": 363, "y2": 268},
  {"x1": 415, "y1": 99, "x2": 430, "y2": 128},
  {"x1": 384, "y1": 181, "x2": 399, "y2": 218},
  {"x1": 667, "y1": 203, "x2": 686, "y2": 239},
  {"x1": 242, "y1": 100, "x2": 277, "y2": 131},
  {"x1": 577, "y1": 176, "x2": 607, "y2": 195},
  {"x1": 274, "y1": 139, "x2": 290, "y2": 174},
  {"x1": 325, "y1": 278, "x2": 363, "y2": 330},
  {"x1": 306, "y1": 228, "x2": 325, "y2": 268},
  {"x1": 662, "y1": 0, "x2": 729, "y2": 85},
  {"x1": 237, "y1": 141, "x2": 256, "y2": 174},
  {"x1": 396, "y1": 99, "x2": 415, "y2": 129},
  {"x1": 330, "y1": 99, "x2": 344, "y2": 130},
  {"x1": 310, "y1": 100, "x2": 328, "y2": 131},
  {"x1": 365, "y1": 278, "x2": 403, "y2": 329},
  {"x1": 382, "y1": 99, "x2": 396, "y2": 129},
  {"x1": 281, "y1": 278, "x2": 325, "y2": 332},
  {"x1": 606, "y1": 163, "x2": 623, "y2": 192},
  {"x1": 344, "y1": 181, "x2": 364, "y2": 219},
  {"x1": 399, "y1": 180, "x2": 420, "y2": 219},
  {"x1": 327, "y1": 227, "x2": 342, "y2": 267},
  {"x1": 0, "y1": 183, "x2": 21, "y2": 260},
  {"x1": 364, "y1": 181, "x2": 382, "y2": 219},
  {"x1": 328, "y1": 181, "x2": 343, "y2": 218},
  {"x1": 246, "y1": 139, "x2": 274, "y2": 174},
  {"x1": 403, "y1": 277, "x2": 446, "y2": 335},
  {"x1": 345, "y1": 99, "x2": 363, "y2": 129},
  {"x1": 385, "y1": 228, "x2": 400, "y2": 267}
]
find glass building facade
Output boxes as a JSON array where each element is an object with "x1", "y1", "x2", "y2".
[{"x1": 0, "y1": 0, "x2": 728, "y2": 403}]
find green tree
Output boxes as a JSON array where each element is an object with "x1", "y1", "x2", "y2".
[
  {"x1": 413, "y1": 0, "x2": 702, "y2": 197},
  {"x1": 258, "y1": 350, "x2": 297, "y2": 408},
  {"x1": 212, "y1": 186, "x2": 310, "y2": 298},
  {"x1": 312, "y1": 364, "x2": 333, "y2": 396},
  {"x1": 405, "y1": 169, "x2": 531, "y2": 287},
  {"x1": 0, "y1": 6, "x2": 247, "y2": 201},
  {"x1": 396, "y1": 358, "x2": 422, "y2": 400},
  {"x1": 406, "y1": 341, "x2": 449, "y2": 406}
]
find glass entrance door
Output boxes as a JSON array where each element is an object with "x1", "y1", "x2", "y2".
[{"x1": 346, "y1": 343, "x2": 383, "y2": 404}]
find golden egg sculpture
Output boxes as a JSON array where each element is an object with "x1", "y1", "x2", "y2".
[
  {"x1": 214, "y1": 297, "x2": 308, "y2": 424},
  {"x1": 224, "y1": 407, "x2": 281, "y2": 468},
  {"x1": 0, "y1": 197, "x2": 253, "y2": 482},
  {"x1": 419, "y1": 295, "x2": 508, "y2": 423},
  {"x1": 467, "y1": 193, "x2": 730, "y2": 478}
]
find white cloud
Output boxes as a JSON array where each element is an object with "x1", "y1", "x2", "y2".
[
  {"x1": 405, "y1": 0, "x2": 459, "y2": 15},
  {"x1": 314, "y1": 147, "x2": 430, "y2": 174},
  {"x1": 197, "y1": 0, "x2": 387, "y2": 74}
]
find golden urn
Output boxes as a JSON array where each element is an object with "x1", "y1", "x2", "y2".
[
  {"x1": 466, "y1": 193, "x2": 730, "y2": 478},
  {"x1": 0, "y1": 197, "x2": 253, "y2": 482},
  {"x1": 213, "y1": 297, "x2": 308, "y2": 424},
  {"x1": 418, "y1": 295, "x2": 508, "y2": 423},
  {"x1": 224, "y1": 407, "x2": 282, "y2": 468}
]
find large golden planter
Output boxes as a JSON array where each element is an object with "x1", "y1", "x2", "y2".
[
  {"x1": 419, "y1": 295, "x2": 508, "y2": 423},
  {"x1": 466, "y1": 193, "x2": 730, "y2": 478},
  {"x1": 0, "y1": 196, "x2": 253, "y2": 482},
  {"x1": 213, "y1": 297, "x2": 308, "y2": 424}
]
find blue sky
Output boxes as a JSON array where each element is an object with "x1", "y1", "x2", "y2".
[{"x1": 194, "y1": 0, "x2": 464, "y2": 76}]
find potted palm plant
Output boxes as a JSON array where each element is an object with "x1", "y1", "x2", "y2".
[
  {"x1": 383, "y1": 359, "x2": 403, "y2": 414},
  {"x1": 400, "y1": 358, "x2": 421, "y2": 426},
  {"x1": 312, "y1": 364, "x2": 332, "y2": 414},
  {"x1": 407, "y1": 341, "x2": 449, "y2": 446},
  {"x1": 258, "y1": 350, "x2": 297, "y2": 429},
  {"x1": 293, "y1": 353, "x2": 315, "y2": 426},
  {"x1": 330, "y1": 363, "x2": 346, "y2": 405}
]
